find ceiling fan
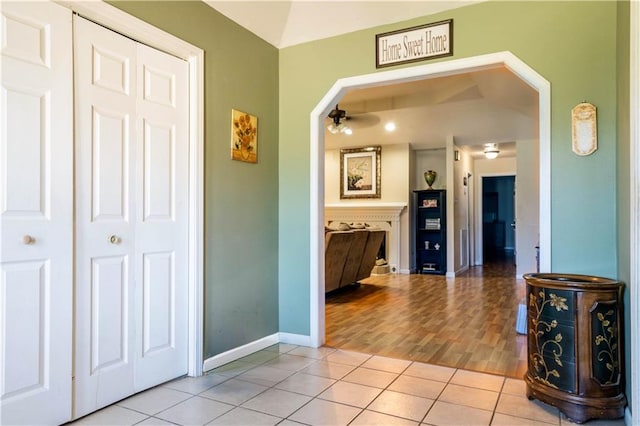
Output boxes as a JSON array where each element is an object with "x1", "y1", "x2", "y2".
[
  {"x1": 326, "y1": 104, "x2": 380, "y2": 135},
  {"x1": 327, "y1": 104, "x2": 350, "y2": 134}
]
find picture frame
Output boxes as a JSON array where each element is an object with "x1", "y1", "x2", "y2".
[
  {"x1": 340, "y1": 146, "x2": 381, "y2": 199},
  {"x1": 375, "y1": 19, "x2": 453, "y2": 68},
  {"x1": 231, "y1": 109, "x2": 258, "y2": 163},
  {"x1": 571, "y1": 102, "x2": 597, "y2": 156},
  {"x1": 423, "y1": 199, "x2": 438, "y2": 208}
]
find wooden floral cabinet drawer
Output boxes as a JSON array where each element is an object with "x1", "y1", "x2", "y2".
[
  {"x1": 523, "y1": 273, "x2": 626, "y2": 424},
  {"x1": 527, "y1": 287, "x2": 576, "y2": 393}
]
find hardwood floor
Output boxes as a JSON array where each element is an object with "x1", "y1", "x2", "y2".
[{"x1": 325, "y1": 258, "x2": 528, "y2": 379}]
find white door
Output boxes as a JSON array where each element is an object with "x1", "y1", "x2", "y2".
[
  {"x1": 74, "y1": 16, "x2": 189, "y2": 417},
  {"x1": 0, "y1": 2, "x2": 73, "y2": 425},
  {"x1": 134, "y1": 41, "x2": 189, "y2": 390},
  {"x1": 73, "y1": 16, "x2": 138, "y2": 415}
]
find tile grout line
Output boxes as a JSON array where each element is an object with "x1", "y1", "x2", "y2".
[{"x1": 487, "y1": 373, "x2": 508, "y2": 426}]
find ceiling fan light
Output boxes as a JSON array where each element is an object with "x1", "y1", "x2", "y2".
[
  {"x1": 327, "y1": 104, "x2": 353, "y2": 135},
  {"x1": 483, "y1": 143, "x2": 500, "y2": 159}
]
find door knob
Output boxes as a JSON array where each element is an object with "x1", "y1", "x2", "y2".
[
  {"x1": 22, "y1": 235, "x2": 36, "y2": 245},
  {"x1": 109, "y1": 235, "x2": 121, "y2": 244}
]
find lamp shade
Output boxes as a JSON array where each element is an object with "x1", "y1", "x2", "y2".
[
  {"x1": 484, "y1": 143, "x2": 499, "y2": 159},
  {"x1": 327, "y1": 121, "x2": 351, "y2": 134}
]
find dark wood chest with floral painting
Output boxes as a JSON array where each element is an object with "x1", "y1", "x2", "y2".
[{"x1": 524, "y1": 273, "x2": 626, "y2": 424}]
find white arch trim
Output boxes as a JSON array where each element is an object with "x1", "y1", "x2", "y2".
[{"x1": 309, "y1": 51, "x2": 551, "y2": 347}]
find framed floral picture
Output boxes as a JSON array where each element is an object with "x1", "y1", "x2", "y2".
[
  {"x1": 423, "y1": 199, "x2": 438, "y2": 208},
  {"x1": 340, "y1": 146, "x2": 381, "y2": 199},
  {"x1": 231, "y1": 109, "x2": 258, "y2": 163}
]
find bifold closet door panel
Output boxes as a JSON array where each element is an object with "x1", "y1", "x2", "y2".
[
  {"x1": 0, "y1": 2, "x2": 74, "y2": 425},
  {"x1": 74, "y1": 15, "x2": 138, "y2": 417},
  {"x1": 134, "y1": 41, "x2": 189, "y2": 391}
]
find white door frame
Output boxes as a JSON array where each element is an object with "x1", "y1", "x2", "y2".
[
  {"x1": 309, "y1": 51, "x2": 551, "y2": 347},
  {"x1": 57, "y1": 0, "x2": 205, "y2": 376},
  {"x1": 629, "y1": 1, "x2": 639, "y2": 424}
]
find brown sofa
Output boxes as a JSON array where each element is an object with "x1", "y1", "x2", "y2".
[{"x1": 324, "y1": 225, "x2": 385, "y2": 293}]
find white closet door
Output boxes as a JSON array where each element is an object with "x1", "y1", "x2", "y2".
[
  {"x1": 73, "y1": 16, "x2": 189, "y2": 417},
  {"x1": 74, "y1": 16, "x2": 137, "y2": 417},
  {"x1": 0, "y1": 2, "x2": 73, "y2": 425},
  {"x1": 134, "y1": 41, "x2": 189, "y2": 390}
]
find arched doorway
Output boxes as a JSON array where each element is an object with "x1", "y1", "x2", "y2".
[{"x1": 308, "y1": 51, "x2": 551, "y2": 347}]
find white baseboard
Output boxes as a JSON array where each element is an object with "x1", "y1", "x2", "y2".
[
  {"x1": 201, "y1": 333, "x2": 316, "y2": 372},
  {"x1": 371, "y1": 269, "x2": 411, "y2": 276},
  {"x1": 202, "y1": 333, "x2": 279, "y2": 372},
  {"x1": 279, "y1": 332, "x2": 314, "y2": 347}
]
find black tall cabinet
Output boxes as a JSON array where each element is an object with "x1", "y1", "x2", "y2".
[{"x1": 414, "y1": 190, "x2": 446, "y2": 275}]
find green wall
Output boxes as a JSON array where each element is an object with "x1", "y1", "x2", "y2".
[
  {"x1": 110, "y1": 1, "x2": 280, "y2": 358},
  {"x1": 616, "y1": 0, "x2": 632, "y2": 409},
  {"x1": 279, "y1": 1, "x2": 620, "y2": 335},
  {"x1": 101, "y1": 0, "x2": 632, "y2": 410}
]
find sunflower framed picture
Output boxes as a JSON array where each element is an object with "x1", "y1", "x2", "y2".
[{"x1": 231, "y1": 109, "x2": 258, "y2": 163}]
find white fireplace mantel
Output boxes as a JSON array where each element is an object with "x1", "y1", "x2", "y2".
[
  {"x1": 324, "y1": 202, "x2": 407, "y2": 272},
  {"x1": 325, "y1": 202, "x2": 406, "y2": 222}
]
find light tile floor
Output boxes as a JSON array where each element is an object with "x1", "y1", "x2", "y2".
[{"x1": 70, "y1": 344, "x2": 627, "y2": 426}]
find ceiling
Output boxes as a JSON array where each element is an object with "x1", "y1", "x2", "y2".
[
  {"x1": 204, "y1": 1, "x2": 483, "y2": 49},
  {"x1": 325, "y1": 66, "x2": 539, "y2": 156},
  {"x1": 204, "y1": 1, "x2": 539, "y2": 157}
]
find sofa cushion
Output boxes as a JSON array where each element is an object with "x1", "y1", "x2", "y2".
[
  {"x1": 324, "y1": 230, "x2": 353, "y2": 293},
  {"x1": 356, "y1": 229, "x2": 385, "y2": 282},
  {"x1": 339, "y1": 229, "x2": 369, "y2": 287}
]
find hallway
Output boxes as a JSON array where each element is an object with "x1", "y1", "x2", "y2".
[{"x1": 325, "y1": 259, "x2": 528, "y2": 378}]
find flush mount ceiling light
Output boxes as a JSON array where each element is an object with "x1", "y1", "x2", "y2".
[
  {"x1": 327, "y1": 104, "x2": 352, "y2": 135},
  {"x1": 384, "y1": 121, "x2": 396, "y2": 132},
  {"x1": 484, "y1": 143, "x2": 500, "y2": 159}
]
